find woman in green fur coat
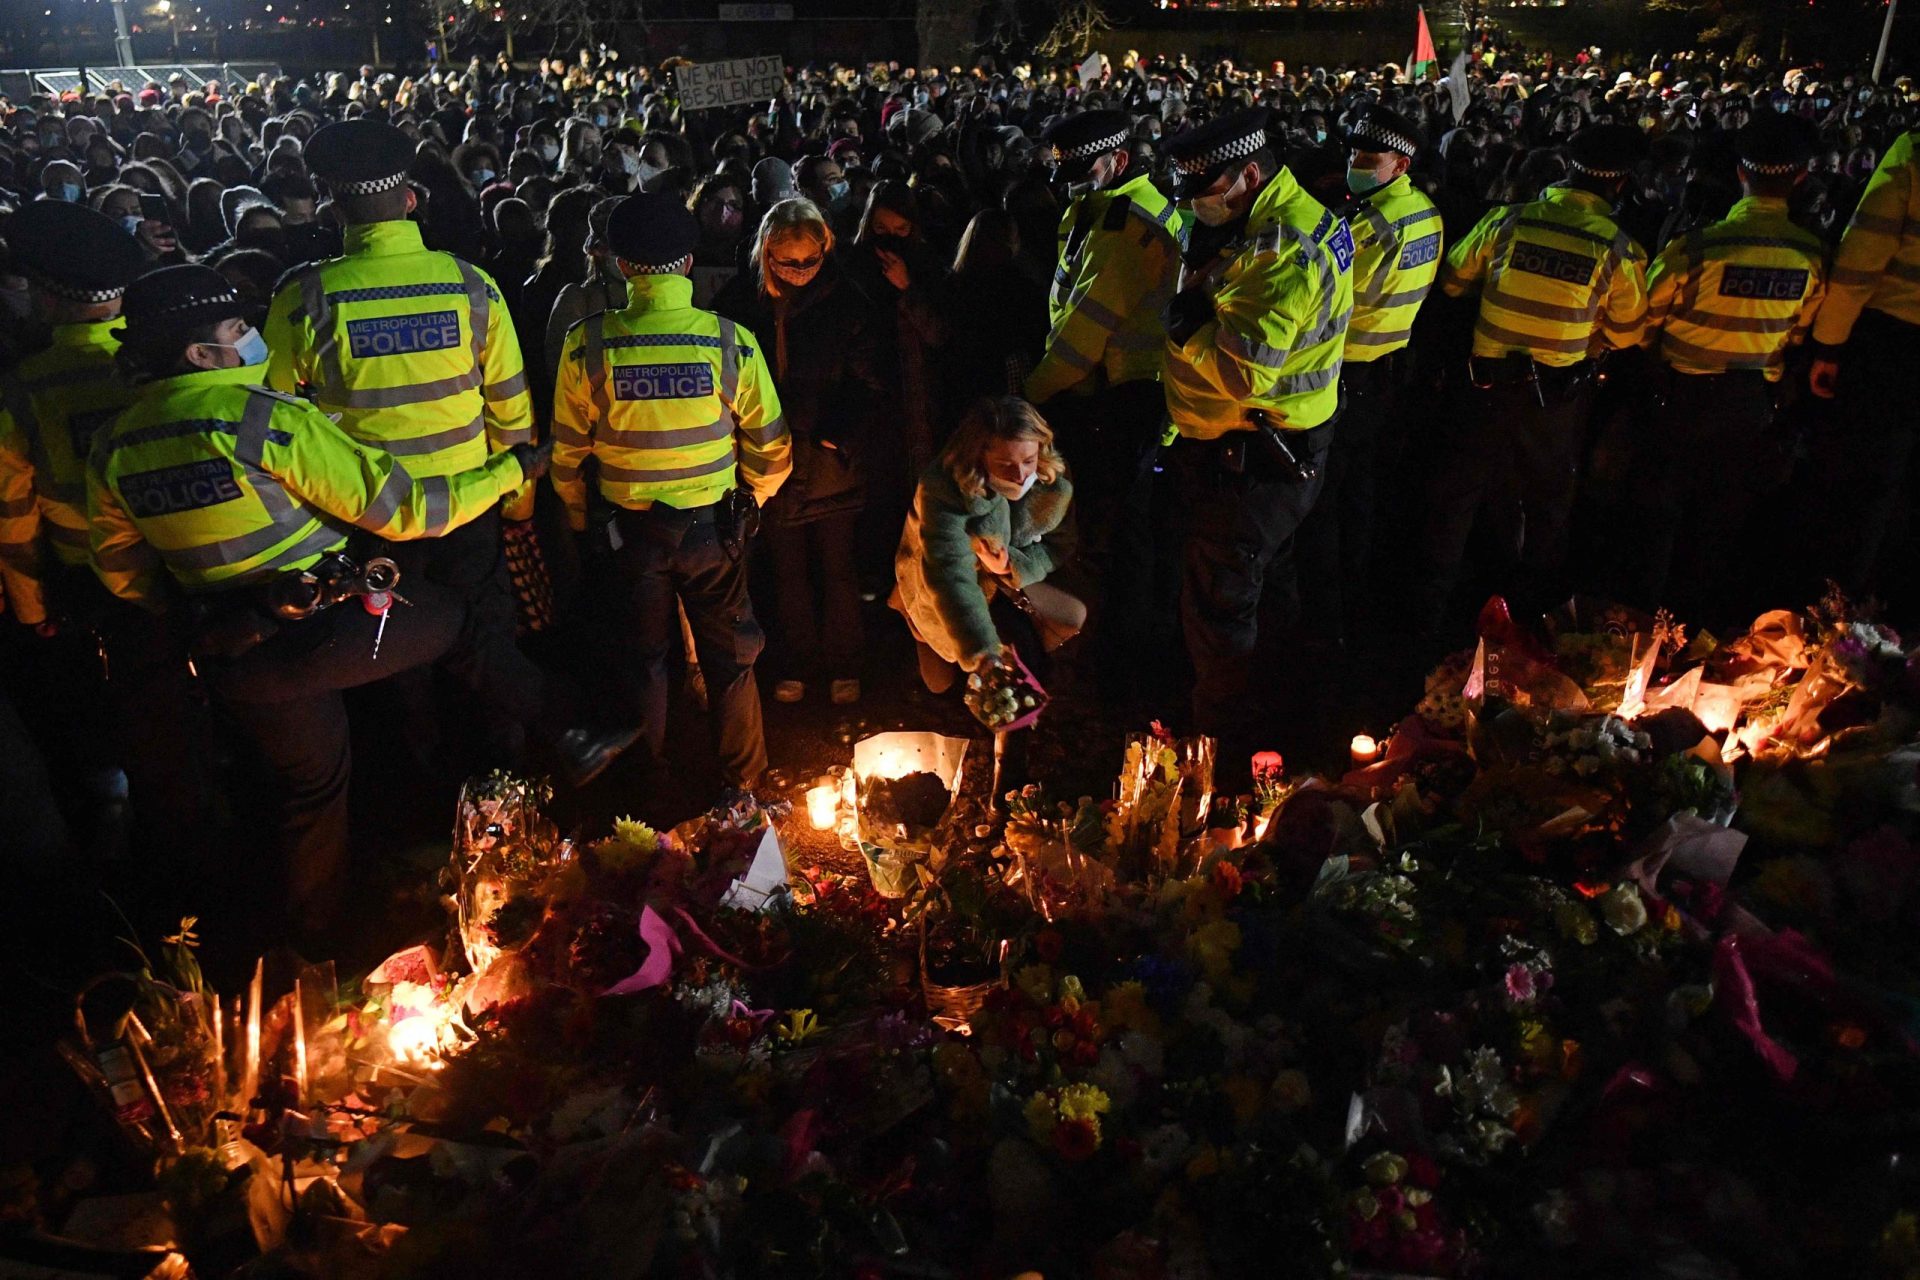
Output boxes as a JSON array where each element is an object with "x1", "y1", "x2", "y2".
[{"x1": 893, "y1": 396, "x2": 1085, "y2": 694}]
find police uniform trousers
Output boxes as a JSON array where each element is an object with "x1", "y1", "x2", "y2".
[
  {"x1": 379, "y1": 507, "x2": 554, "y2": 760},
  {"x1": 1297, "y1": 354, "x2": 1398, "y2": 648},
  {"x1": 1043, "y1": 379, "x2": 1165, "y2": 691},
  {"x1": 600, "y1": 502, "x2": 767, "y2": 789},
  {"x1": 1628, "y1": 367, "x2": 1785, "y2": 625},
  {"x1": 201, "y1": 578, "x2": 466, "y2": 942},
  {"x1": 1411, "y1": 356, "x2": 1595, "y2": 632},
  {"x1": 1171, "y1": 422, "x2": 1333, "y2": 758},
  {"x1": 1802, "y1": 309, "x2": 1920, "y2": 617}
]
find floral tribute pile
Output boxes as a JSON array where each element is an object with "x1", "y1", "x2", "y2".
[{"x1": 38, "y1": 594, "x2": 1920, "y2": 1280}]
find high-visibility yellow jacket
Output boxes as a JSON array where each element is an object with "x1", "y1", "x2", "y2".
[
  {"x1": 1442, "y1": 183, "x2": 1649, "y2": 367},
  {"x1": 1164, "y1": 166, "x2": 1356, "y2": 438},
  {"x1": 1643, "y1": 195, "x2": 1826, "y2": 380},
  {"x1": 262, "y1": 219, "x2": 536, "y2": 519},
  {"x1": 87, "y1": 364, "x2": 527, "y2": 606},
  {"x1": 0, "y1": 319, "x2": 135, "y2": 624},
  {"x1": 1812, "y1": 130, "x2": 1920, "y2": 345},
  {"x1": 1025, "y1": 171, "x2": 1182, "y2": 404},
  {"x1": 549, "y1": 273, "x2": 790, "y2": 528},
  {"x1": 1341, "y1": 174, "x2": 1443, "y2": 363}
]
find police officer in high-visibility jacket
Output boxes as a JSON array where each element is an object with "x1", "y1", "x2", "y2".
[
  {"x1": 87, "y1": 265, "x2": 552, "y2": 941},
  {"x1": 1804, "y1": 127, "x2": 1920, "y2": 604},
  {"x1": 550, "y1": 194, "x2": 791, "y2": 795},
  {"x1": 1633, "y1": 113, "x2": 1826, "y2": 619},
  {"x1": 1417, "y1": 124, "x2": 1650, "y2": 630},
  {"x1": 263, "y1": 119, "x2": 549, "y2": 759},
  {"x1": 0, "y1": 202, "x2": 148, "y2": 633},
  {"x1": 1298, "y1": 105, "x2": 1441, "y2": 651},
  {"x1": 1028, "y1": 109, "x2": 1183, "y2": 691},
  {"x1": 1161, "y1": 108, "x2": 1354, "y2": 763}
]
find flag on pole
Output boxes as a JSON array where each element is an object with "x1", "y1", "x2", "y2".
[{"x1": 1411, "y1": 6, "x2": 1438, "y2": 81}]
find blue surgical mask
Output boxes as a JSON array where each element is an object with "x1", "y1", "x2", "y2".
[
  {"x1": 213, "y1": 326, "x2": 269, "y2": 367},
  {"x1": 470, "y1": 167, "x2": 495, "y2": 185},
  {"x1": 60, "y1": 182, "x2": 82, "y2": 202},
  {"x1": 827, "y1": 178, "x2": 850, "y2": 207},
  {"x1": 1346, "y1": 160, "x2": 1393, "y2": 195},
  {"x1": 121, "y1": 213, "x2": 144, "y2": 236}
]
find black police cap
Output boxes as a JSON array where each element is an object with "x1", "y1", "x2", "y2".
[
  {"x1": 305, "y1": 119, "x2": 416, "y2": 196},
  {"x1": 606, "y1": 193, "x2": 699, "y2": 272},
  {"x1": 1040, "y1": 109, "x2": 1133, "y2": 178},
  {"x1": 1343, "y1": 104, "x2": 1425, "y2": 158},
  {"x1": 6, "y1": 200, "x2": 148, "y2": 302},
  {"x1": 1736, "y1": 111, "x2": 1819, "y2": 174},
  {"x1": 118, "y1": 264, "x2": 247, "y2": 349},
  {"x1": 1165, "y1": 106, "x2": 1272, "y2": 198},
  {"x1": 1567, "y1": 123, "x2": 1649, "y2": 179}
]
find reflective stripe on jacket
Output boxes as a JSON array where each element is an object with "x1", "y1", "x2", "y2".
[
  {"x1": 1341, "y1": 174, "x2": 1442, "y2": 363},
  {"x1": 86, "y1": 364, "x2": 524, "y2": 605},
  {"x1": 1813, "y1": 130, "x2": 1920, "y2": 344},
  {"x1": 0, "y1": 320, "x2": 134, "y2": 623},
  {"x1": 1025, "y1": 172, "x2": 1183, "y2": 403},
  {"x1": 263, "y1": 219, "x2": 535, "y2": 516},
  {"x1": 549, "y1": 272, "x2": 790, "y2": 527},
  {"x1": 1644, "y1": 196, "x2": 1826, "y2": 379},
  {"x1": 1443, "y1": 183, "x2": 1649, "y2": 367},
  {"x1": 1164, "y1": 166, "x2": 1356, "y2": 438}
]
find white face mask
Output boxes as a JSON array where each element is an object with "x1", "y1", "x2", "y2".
[
  {"x1": 1190, "y1": 171, "x2": 1246, "y2": 227},
  {"x1": 538, "y1": 140, "x2": 560, "y2": 162},
  {"x1": 988, "y1": 472, "x2": 1036, "y2": 501}
]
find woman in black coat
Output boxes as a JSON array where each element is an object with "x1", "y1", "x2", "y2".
[{"x1": 715, "y1": 197, "x2": 888, "y2": 706}]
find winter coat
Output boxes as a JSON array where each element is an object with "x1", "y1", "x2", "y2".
[
  {"x1": 892, "y1": 461, "x2": 1075, "y2": 669},
  {"x1": 714, "y1": 259, "x2": 887, "y2": 528}
]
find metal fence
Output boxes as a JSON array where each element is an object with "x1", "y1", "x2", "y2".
[{"x1": 0, "y1": 63, "x2": 280, "y2": 101}]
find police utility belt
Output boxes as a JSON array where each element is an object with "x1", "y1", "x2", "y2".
[
  {"x1": 584, "y1": 474, "x2": 759, "y2": 561},
  {"x1": 189, "y1": 551, "x2": 401, "y2": 660},
  {"x1": 1467, "y1": 352, "x2": 1599, "y2": 405},
  {"x1": 1175, "y1": 410, "x2": 1327, "y2": 485}
]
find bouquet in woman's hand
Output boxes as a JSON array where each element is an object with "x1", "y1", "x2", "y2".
[{"x1": 966, "y1": 648, "x2": 1048, "y2": 731}]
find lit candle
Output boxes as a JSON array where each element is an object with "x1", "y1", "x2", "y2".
[
  {"x1": 1350, "y1": 734, "x2": 1382, "y2": 765},
  {"x1": 806, "y1": 783, "x2": 838, "y2": 830},
  {"x1": 292, "y1": 979, "x2": 308, "y2": 1105}
]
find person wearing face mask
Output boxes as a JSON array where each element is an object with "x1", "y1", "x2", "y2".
[
  {"x1": 892, "y1": 396, "x2": 1082, "y2": 789},
  {"x1": 1419, "y1": 124, "x2": 1650, "y2": 633},
  {"x1": 690, "y1": 177, "x2": 748, "y2": 308},
  {"x1": 1161, "y1": 108, "x2": 1355, "y2": 772},
  {"x1": 549, "y1": 193, "x2": 791, "y2": 802},
  {"x1": 90, "y1": 264, "x2": 553, "y2": 947},
  {"x1": 39, "y1": 159, "x2": 85, "y2": 204},
  {"x1": 1296, "y1": 106, "x2": 1440, "y2": 659},
  {"x1": 264, "y1": 121, "x2": 620, "y2": 783},
  {"x1": 1025, "y1": 109, "x2": 1182, "y2": 698},
  {"x1": 714, "y1": 198, "x2": 886, "y2": 708},
  {"x1": 795, "y1": 155, "x2": 852, "y2": 234},
  {"x1": 1803, "y1": 125, "x2": 1920, "y2": 608}
]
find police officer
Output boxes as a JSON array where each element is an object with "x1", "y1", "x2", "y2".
[
  {"x1": 1417, "y1": 124, "x2": 1650, "y2": 630},
  {"x1": 1805, "y1": 125, "x2": 1920, "y2": 608},
  {"x1": 87, "y1": 265, "x2": 551, "y2": 941},
  {"x1": 1028, "y1": 108, "x2": 1183, "y2": 692},
  {"x1": 549, "y1": 193, "x2": 791, "y2": 796},
  {"x1": 1634, "y1": 112, "x2": 1826, "y2": 620},
  {"x1": 0, "y1": 201, "x2": 185, "y2": 856},
  {"x1": 1298, "y1": 105, "x2": 1441, "y2": 651},
  {"x1": 263, "y1": 119, "x2": 551, "y2": 764},
  {"x1": 1161, "y1": 107, "x2": 1355, "y2": 763}
]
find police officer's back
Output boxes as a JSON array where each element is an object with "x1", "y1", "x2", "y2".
[
  {"x1": 1160, "y1": 107, "x2": 1355, "y2": 766},
  {"x1": 550, "y1": 193, "x2": 791, "y2": 795},
  {"x1": 1416, "y1": 124, "x2": 1651, "y2": 630},
  {"x1": 87, "y1": 265, "x2": 548, "y2": 943}
]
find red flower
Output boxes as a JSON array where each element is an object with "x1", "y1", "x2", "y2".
[
  {"x1": 1211, "y1": 860, "x2": 1244, "y2": 899},
  {"x1": 1034, "y1": 928, "x2": 1065, "y2": 963},
  {"x1": 1051, "y1": 1117, "x2": 1099, "y2": 1161}
]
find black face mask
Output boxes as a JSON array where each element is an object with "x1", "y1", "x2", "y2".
[{"x1": 238, "y1": 227, "x2": 288, "y2": 256}]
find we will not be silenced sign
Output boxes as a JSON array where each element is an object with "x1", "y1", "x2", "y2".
[{"x1": 678, "y1": 55, "x2": 786, "y2": 111}]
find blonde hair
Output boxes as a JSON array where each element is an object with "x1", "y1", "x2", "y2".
[
  {"x1": 750, "y1": 197, "x2": 834, "y2": 299},
  {"x1": 940, "y1": 396, "x2": 1063, "y2": 501}
]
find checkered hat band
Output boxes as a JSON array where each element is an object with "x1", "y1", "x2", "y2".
[
  {"x1": 622, "y1": 253, "x2": 693, "y2": 275},
  {"x1": 1352, "y1": 122, "x2": 1417, "y2": 155},
  {"x1": 1175, "y1": 130, "x2": 1264, "y2": 175},
  {"x1": 1053, "y1": 129, "x2": 1129, "y2": 164},
  {"x1": 23, "y1": 267, "x2": 124, "y2": 304},
  {"x1": 1569, "y1": 159, "x2": 1629, "y2": 178},
  {"x1": 333, "y1": 171, "x2": 408, "y2": 196},
  {"x1": 1739, "y1": 158, "x2": 1803, "y2": 174},
  {"x1": 153, "y1": 289, "x2": 242, "y2": 315}
]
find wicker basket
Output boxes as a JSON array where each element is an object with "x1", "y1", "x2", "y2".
[{"x1": 919, "y1": 926, "x2": 1010, "y2": 1033}]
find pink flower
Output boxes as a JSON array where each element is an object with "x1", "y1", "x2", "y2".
[{"x1": 1504, "y1": 963, "x2": 1539, "y2": 1005}]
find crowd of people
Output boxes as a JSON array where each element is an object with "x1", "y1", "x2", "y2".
[{"x1": 0, "y1": 37, "x2": 1915, "y2": 948}]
